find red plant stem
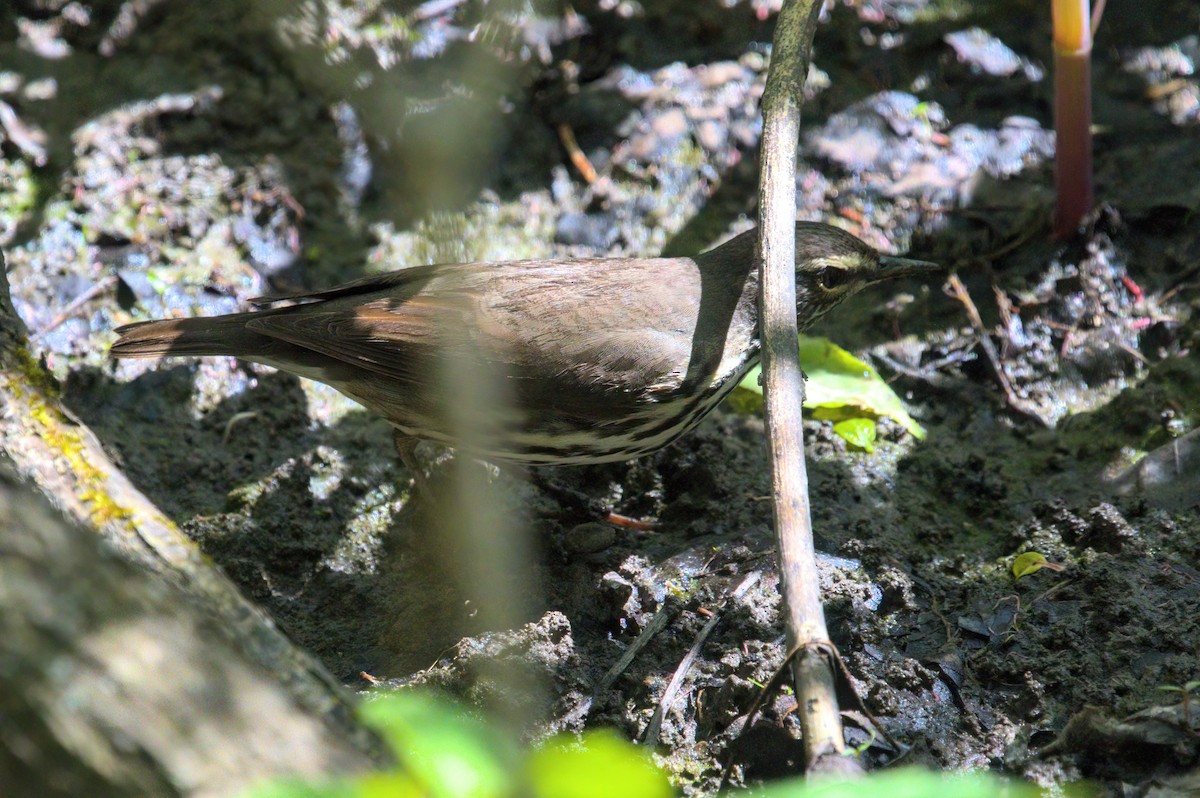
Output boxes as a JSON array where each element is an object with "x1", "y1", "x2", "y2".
[
  {"x1": 1052, "y1": 0, "x2": 1094, "y2": 237},
  {"x1": 1053, "y1": 48, "x2": 1093, "y2": 237}
]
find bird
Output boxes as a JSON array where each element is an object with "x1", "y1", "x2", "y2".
[{"x1": 111, "y1": 222, "x2": 938, "y2": 468}]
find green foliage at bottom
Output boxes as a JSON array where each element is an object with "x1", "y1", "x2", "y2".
[
  {"x1": 244, "y1": 690, "x2": 1069, "y2": 798},
  {"x1": 750, "y1": 767, "x2": 1051, "y2": 798},
  {"x1": 244, "y1": 692, "x2": 670, "y2": 798}
]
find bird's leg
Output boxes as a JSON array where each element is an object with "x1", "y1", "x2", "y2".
[
  {"x1": 393, "y1": 429, "x2": 434, "y2": 499},
  {"x1": 530, "y1": 470, "x2": 658, "y2": 529},
  {"x1": 529, "y1": 468, "x2": 610, "y2": 519},
  {"x1": 393, "y1": 432, "x2": 499, "y2": 500}
]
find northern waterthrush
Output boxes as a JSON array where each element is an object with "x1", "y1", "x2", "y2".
[{"x1": 111, "y1": 222, "x2": 937, "y2": 465}]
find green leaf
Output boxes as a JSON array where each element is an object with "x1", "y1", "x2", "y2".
[
  {"x1": 737, "y1": 337, "x2": 925, "y2": 440},
  {"x1": 1011, "y1": 552, "x2": 1065, "y2": 579},
  {"x1": 749, "y1": 767, "x2": 1042, "y2": 798},
  {"x1": 360, "y1": 693, "x2": 515, "y2": 798},
  {"x1": 832, "y1": 418, "x2": 876, "y2": 452},
  {"x1": 527, "y1": 730, "x2": 673, "y2": 798},
  {"x1": 1012, "y1": 552, "x2": 1049, "y2": 579}
]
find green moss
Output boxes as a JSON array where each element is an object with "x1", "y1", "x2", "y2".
[
  {"x1": 672, "y1": 139, "x2": 706, "y2": 171},
  {"x1": 8, "y1": 351, "x2": 133, "y2": 528},
  {"x1": 11, "y1": 345, "x2": 61, "y2": 399}
]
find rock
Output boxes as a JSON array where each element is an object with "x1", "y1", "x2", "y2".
[{"x1": 562, "y1": 522, "x2": 617, "y2": 555}]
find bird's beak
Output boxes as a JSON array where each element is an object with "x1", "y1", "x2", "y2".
[{"x1": 875, "y1": 255, "x2": 942, "y2": 282}]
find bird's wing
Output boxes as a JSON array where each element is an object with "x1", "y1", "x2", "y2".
[
  {"x1": 246, "y1": 294, "x2": 468, "y2": 385},
  {"x1": 478, "y1": 258, "x2": 708, "y2": 401},
  {"x1": 246, "y1": 258, "x2": 713, "y2": 408}
]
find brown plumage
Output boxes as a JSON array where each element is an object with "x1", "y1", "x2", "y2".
[{"x1": 111, "y1": 222, "x2": 938, "y2": 465}]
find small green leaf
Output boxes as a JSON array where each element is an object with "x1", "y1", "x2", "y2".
[
  {"x1": 1013, "y1": 552, "x2": 1048, "y2": 578},
  {"x1": 738, "y1": 337, "x2": 925, "y2": 440},
  {"x1": 1012, "y1": 552, "x2": 1065, "y2": 579},
  {"x1": 527, "y1": 730, "x2": 673, "y2": 798},
  {"x1": 832, "y1": 418, "x2": 876, "y2": 452}
]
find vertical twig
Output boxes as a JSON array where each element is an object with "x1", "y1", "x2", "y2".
[{"x1": 757, "y1": 0, "x2": 849, "y2": 771}]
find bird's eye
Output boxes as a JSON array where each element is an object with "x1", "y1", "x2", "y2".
[{"x1": 818, "y1": 266, "x2": 853, "y2": 290}]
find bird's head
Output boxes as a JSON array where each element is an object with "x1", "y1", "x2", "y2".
[{"x1": 792, "y1": 221, "x2": 940, "y2": 326}]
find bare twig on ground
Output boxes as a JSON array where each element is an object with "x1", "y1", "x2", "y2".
[
  {"x1": 30, "y1": 276, "x2": 118, "y2": 342},
  {"x1": 643, "y1": 572, "x2": 760, "y2": 747},
  {"x1": 596, "y1": 596, "x2": 682, "y2": 695},
  {"x1": 945, "y1": 273, "x2": 1049, "y2": 426},
  {"x1": 871, "y1": 350, "x2": 962, "y2": 392},
  {"x1": 557, "y1": 123, "x2": 598, "y2": 184}
]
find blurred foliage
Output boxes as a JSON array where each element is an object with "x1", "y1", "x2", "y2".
[
  {"x1": 244, "y1": 690, "x2": 1068, "y2": 798},
  {"x1": 751, "y1": 767, "x2": 1058, "y2": 798},
  {"x1": 245, "y1": 691, "x2": 670, "y2": 798}
]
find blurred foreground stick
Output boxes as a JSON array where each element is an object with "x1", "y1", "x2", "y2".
[
  {"x1": 0, "y1": 465, "x2": 380, "y2": 795},
  {"x1": 0, "y1": 249, "x2": 384, "y2": 794}
]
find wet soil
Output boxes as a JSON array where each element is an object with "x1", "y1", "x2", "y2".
[{"x1": 4, "y1": 0, "x2": 1200, "y2": 793}]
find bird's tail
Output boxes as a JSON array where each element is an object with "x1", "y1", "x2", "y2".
[{"x1": 110, "y1": 315, "x2": 265, "y2": 360}]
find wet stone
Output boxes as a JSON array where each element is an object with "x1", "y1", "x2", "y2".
[
  {"x1": 694, "y1": 119, "x2": 727, "y2": 155},
  {"x1": 944, "y1": 28, "x2": 1044, "y2": 81},
  {"x1": 599, "y1": 570, "x2": 639, "y2": 623},
  {"x1": 698, "y1": 61, "x2": 749, "y2": 88},
  {"x1": 562, "y1": 522, "x2": 617, "y2": 555},
  {"x1": 553, "y1": 213, "x2": 617, "y2": 249},
  {"x1": 650, "y1": 108, "x2": 688, "y2": 139}
]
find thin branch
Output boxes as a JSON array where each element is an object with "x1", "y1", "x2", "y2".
[
  {"x1": 1052, "y1": 0, "x2": 1094, "y2": 236},
  {"x1": 557, "y1": 123, "x2": 598, "y2": 184},
  {"x1": 756, "y1": 0, "x2": 848, "y2": 771}
]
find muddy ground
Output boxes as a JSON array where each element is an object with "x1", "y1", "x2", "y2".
[{"x1": 3, "y1": 0, "x2": 1199, "y2": 794}]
